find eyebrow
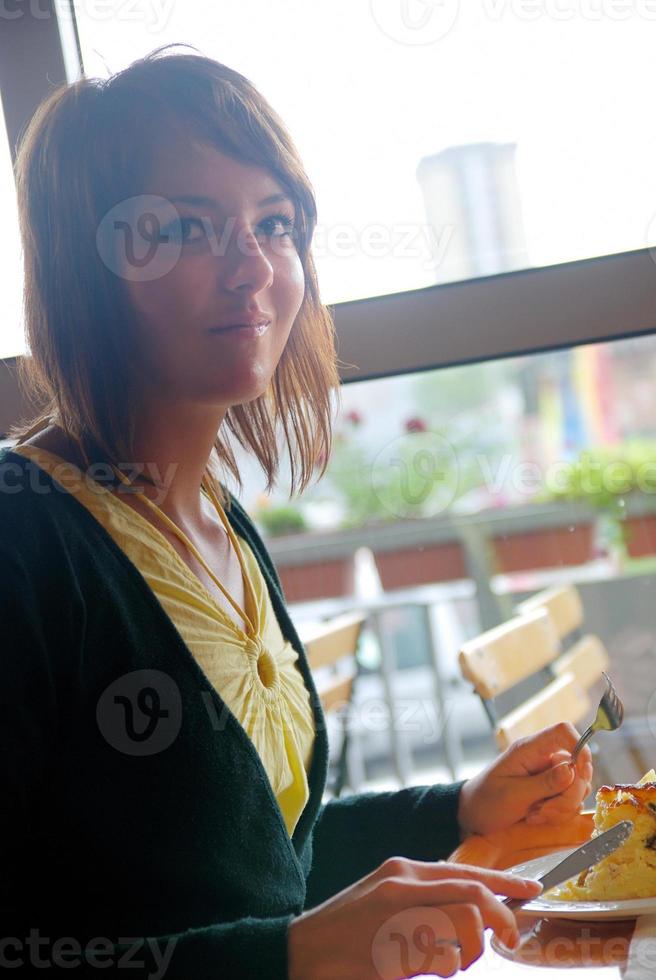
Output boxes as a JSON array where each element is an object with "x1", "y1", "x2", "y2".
[{"x1": 167, "y1": 192, "x2": 294, "y2": 208}]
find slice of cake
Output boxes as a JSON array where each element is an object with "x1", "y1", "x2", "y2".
[{"x1": 549, "y1": 770, "x2": 656, "y2": 901}]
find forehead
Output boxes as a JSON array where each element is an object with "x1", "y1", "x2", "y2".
[{"x1": 142, "y1": 138, "x2": 287, "y2": 207}]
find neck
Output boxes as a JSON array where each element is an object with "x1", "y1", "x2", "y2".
[
  {"x1": 131, "y1": 413, "x2": 227, "y2": 528},
  {"x1": 82, "y1": 402, "x2": 228, "y2": 530}
]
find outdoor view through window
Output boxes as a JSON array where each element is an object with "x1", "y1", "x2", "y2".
[
  {"x1": 73, "y1": 2, "x2": 656, "y2": 305},
  {"x1": 256, "y1": 332, "x2": 656, "y2": 788}
]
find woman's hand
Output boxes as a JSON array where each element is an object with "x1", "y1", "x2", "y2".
[
  {"x1": 287, "y1": 858, "x2": 542, "y2": 980},
  {"x1": 457, "y1": 722, "x2": 594, "y2": 838}
]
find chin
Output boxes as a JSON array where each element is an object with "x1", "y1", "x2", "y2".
[{"x1": 211, "y1": 376, "x2": 273, "y2": 408}]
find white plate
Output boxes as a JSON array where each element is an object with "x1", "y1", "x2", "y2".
[{"x1": 505, "y1": 849, "x2": 656, "y2": 920}]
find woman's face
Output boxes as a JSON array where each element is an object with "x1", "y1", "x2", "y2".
[{"x1": 118, "y1": 136, "x2": 306, "y2": 412}]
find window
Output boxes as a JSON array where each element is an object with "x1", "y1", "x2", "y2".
[
  {"x1": 74, "y1": 3, "x2": 656, "y2": 306},
  {"x1": 255, "y1": 328, "x2": 656, "y2": 781},
  {"x1": 0, "y1": 95, "x2": 24, "y2": 359}
]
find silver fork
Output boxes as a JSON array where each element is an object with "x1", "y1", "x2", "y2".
[{"x1": 570, "y1": 671, "x2": 624, "y2": 766}]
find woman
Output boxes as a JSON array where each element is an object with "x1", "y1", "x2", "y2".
[{"x1": 1, "y1": 46, "x2": 592, "y2": 978}]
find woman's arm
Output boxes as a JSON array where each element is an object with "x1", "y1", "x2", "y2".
[{"x1": 304, "y1": 781, "x2": 466, "y2": 909}]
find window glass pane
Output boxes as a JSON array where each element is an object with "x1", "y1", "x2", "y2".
[
  {"x1": 249, "y1": 331, "x2": 656, "y2": 527},
  {"x1": 75, "y1": 3, "x2": 656, "y2": 305},
  {"x1": 0, "y1": 97, "x2": 24, "y2": 358},
  {"x1": 255, "y1": 330, "x2": 656, "y2": 786}
]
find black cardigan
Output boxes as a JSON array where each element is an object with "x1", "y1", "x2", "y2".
[{"x1": 0, "y1": 449, "x2": 465, "y2": 978}]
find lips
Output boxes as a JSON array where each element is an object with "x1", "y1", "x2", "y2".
[{"x1": 209, "y1": 313, "x2": 272, "y2": 332}]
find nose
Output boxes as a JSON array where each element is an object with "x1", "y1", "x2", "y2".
[{"x1": 220, "y1": 220, "x2": 274, "y2": 294}]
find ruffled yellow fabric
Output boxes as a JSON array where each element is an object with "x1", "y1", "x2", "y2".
[{"x1": 12, "y1": 444, "x2": 315, "y2": 837}]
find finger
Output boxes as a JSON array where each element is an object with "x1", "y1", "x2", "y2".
[
  {"x1": 516, "y1": 760, "x2": 575, "y2": 807},
  {"x1": 551, "y1": 746, "x2": 593, "y2": 773},
  {"x1": 512, "y1": 723, "x2": 582, "y2": 774},
  {"x1": 527, "y1": 792, "x2": 590, "y2": 824},
  {"x1": 533, "y1": 771, "x2": 592, "y2": 812},
  {"x1": 531, "y1": 796, "x2": 589, "y2": 821},
  {"x1": 578, "y1": 759, "x2": 594, "y2": 782},
  {"x1": 387, "y1": 880, "x2": 522, "y2": 947},
  {"x1": 437, "y1": 903, "x2": 485, "y2": 971},
  {"x1": 394, "y1": 862, "x2": 544, "y2": 898},
  {"x1": 428, "y1": 939, "x2": 461, "y2": 979}
]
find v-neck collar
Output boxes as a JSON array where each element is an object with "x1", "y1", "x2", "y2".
[{"x1": 12, "y1": 444, "x2": 260, "y2": 640}]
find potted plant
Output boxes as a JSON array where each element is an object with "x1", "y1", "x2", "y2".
[
  {"x1": 489, "y1": 513, "x2": 597, "y2": 573},
  {"x1": 254, "y1": 500, "x2": 356, "y2": 602},
  {"x1": 255, "y1": 502, "x2": 308, "y2": 537},
  {"x1": 542, "y1": 441, "x2": 656, "y2": 559}
]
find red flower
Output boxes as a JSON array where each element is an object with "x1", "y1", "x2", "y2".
[
  {"x1": 405, "y1": 416, "x2": 427, "y2": 433},
  {"x1": 344, "y1": 409, "x2": 363, "y2": 427}
]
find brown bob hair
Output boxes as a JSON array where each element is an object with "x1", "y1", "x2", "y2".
[{"x1": 9, "y1": 44, "x2": 340, "y2": 504}]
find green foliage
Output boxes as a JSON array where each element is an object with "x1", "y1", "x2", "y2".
[
  {"x1": 255, "y1": 503, "x2": 308, "y2": 536},
  {"x1": 542, "y1": 441, "x2": 656, "y2": 556},
  {"x1": 544, "y1": 441, "x2": 656, "y2": 515}
]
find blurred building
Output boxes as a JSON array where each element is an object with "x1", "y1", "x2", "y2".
[{"x1": 416, "y1": 142, "x2": 529, "y2": 283}]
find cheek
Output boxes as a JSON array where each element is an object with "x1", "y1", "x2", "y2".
[
  {"x1": 273, "y1": 251, "x2": 306, "y2": 322},
  {"x1": 128, "y1": 261, "x2": 206, "y2": 314}
]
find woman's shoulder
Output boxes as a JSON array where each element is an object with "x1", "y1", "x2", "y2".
[{"x1": 0, "y1": 446, "x2": 88, "y2": 550}]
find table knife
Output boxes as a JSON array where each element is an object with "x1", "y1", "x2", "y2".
[{"x1": 503, "y1": 819, "x2": 634, "y2": 912}]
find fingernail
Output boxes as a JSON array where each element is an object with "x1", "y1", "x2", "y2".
[
  {"x1": 525, "y1": 879, "x2": 543, "y2": 894},
  {"x1": 554, "y1": 763, "x2": 574, "y2": 784}
]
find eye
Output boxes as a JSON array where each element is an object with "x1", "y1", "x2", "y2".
[
  {"x1": 157, "y1": 216, "x2": 207, "y2": 244},
  {"x1": 257, "y1": 213, "x2": 296, "y2": 239}
]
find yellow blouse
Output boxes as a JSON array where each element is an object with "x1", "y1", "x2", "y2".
[{"x1": 12, "y1": 444, "x2": 315, "y2": 837}]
